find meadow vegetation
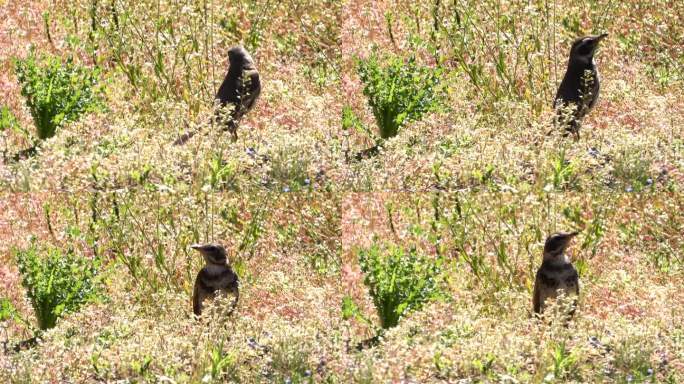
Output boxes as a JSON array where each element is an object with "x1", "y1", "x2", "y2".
[
  {"x1": 0, "y1": 191, "x2": 682, "y2": 382},
  {"x1": 0, "y1": 0, "x2": 682, "y2": 382}
]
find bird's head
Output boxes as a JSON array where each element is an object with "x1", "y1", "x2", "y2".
[
  {"x1": 569, "y1": 33, "x2": 608, "y2": 62},
  {"x1": 191, "y1": 243, "x2": 228, "y2": 265},
  {"x1": 543, "y1": 231, "x2": 578, "y2": 261},
  {"x1": 228, "y1": 45, "x2": 255, "y2": 69}
]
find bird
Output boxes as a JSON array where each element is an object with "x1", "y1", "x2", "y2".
[
  {"x1": 174, "y1": 45, "x2": 261, "y2": 145},
  {"x1": 214, "y1": 45, "x2": 261, "y2": 141},
  {"x1": 553, "y1": 33, "x2": 608, "y2": 140},
  {"x1": 191, "y1": 243, "x2": 239, "y2": 316},
  {"x1": 533, "y1": 231, "x2": 580, "y2": 317}
]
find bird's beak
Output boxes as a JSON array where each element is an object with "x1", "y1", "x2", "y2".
[
  {"x1": 567, "y1": 231, "x2": 579, "y2": 238},
  {"x1": 190, "y1": 244, "x2": 203, "y2": 250},
  {"x1": 596, "y1": 33, "x2": 608, "y2": 41}
]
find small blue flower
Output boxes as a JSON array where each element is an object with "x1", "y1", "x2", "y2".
[
  {"x1": 304, "y1": 370, "x2": 312, "y2": 377},
  {"x1": 625, "y1": 186, "x2": 633, "y2": 192},
  {"x1": 304, "y1": 178, "x2": 311, "y2": 185},
  {"x1": 646, "y1": 368, "x2": 653, "y2": 376},
  {"x1": 284, "y1": 378, "x2": 292, "y2": 384},
  {"x1": 588, "y1": 147, "x2": 600, "y2": 158},
  {"x1": 246, "y1": 147, "x2": 257, "y2": 158},
  {"x1": 283, "y1": 186, "x2": 290, "y2": 192},
  {"x1": 646, "y1": 178, "x2": 653, "y2": 186}
]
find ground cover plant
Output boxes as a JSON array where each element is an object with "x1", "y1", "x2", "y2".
[
  {"x1": 14, "y1": 49, "x2": 102, "y2": 142},
  {"x1": 344, "y1": 242, "x2": 444, "y2": 332},
  {"x1": 0, "y1": 0, "x2": 680, "y2": 191},
  {"x1": 356, "y1": 52, "x2": 443, "y2": 140},
  {"x1": 14, "y1": 241, "x2": 102, "y2": 331},
  {"x1": 0, "y1": 0, "x2": 682, "y2": 382},
  {"x1": 0, "y1": 190, "x2": 682, "y2": 382}
]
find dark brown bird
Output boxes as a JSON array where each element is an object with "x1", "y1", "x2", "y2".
[
  {"x1": 554, "y1": 34, "x2": 608, "y2": 140},
  {"x1": 174, "y1": 45, "x2": 261, "y2": 145},
  {"x1": 533, "y1": 232, "x2": 580, "y2": 317},
  {"x1": 191, "y1": 243, "x2": 239, "y2": 316},
  {"x1": 215, "y1": 45, "x2": 261, "y2": 141}
]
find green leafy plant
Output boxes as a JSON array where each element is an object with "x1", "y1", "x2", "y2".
[
  {"x1": 580, "y1": 209, "x2": 606, "y2": 258},
  {"x1": 341, "y1": 295, "x2": 373, "y2": 328},
  {"x1": 130, "y1": 355, "x2": 153, "y2": 378},
  {"x1": 1, "y1": 105, "x2": 33, "y2": 160},
  {"x1": 342, "y1": 105, "x2": 374, "y2": 140},
  {"x1": 354, "y1": 243, "x2": 444, "y2": 330},
  {"x1": 14, "y1": 49, "x2": 102, "y2": 140},
  {"x1": 0, "y1": 298, "x2": 13, "y2": 322},
  {"x1": 0, "y1": 298, "x2": 32, "y2": 331},
  {"x1": 548, "y1": 147, "x2": 578, "y2": 190},
  {"x1": 205, "y1": 156, "x2": 239, "y2": 191},
  {"x1": 15, "y1": 242, "x2": 102, "y2": 330},
  {"x1": 0, "y1": 106, "x2": 29, "y2": 139},
  {"x1": 546, "y1": 341, "x2": 579, "y2": 381},
  {"x1": 357, "y1": 52, "x2": 442, "y2": 139},
  {"x1": 206, "y1": 342, "x2": 238, "y2": 382}
]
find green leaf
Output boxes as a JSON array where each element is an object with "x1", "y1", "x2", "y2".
[
  {"x1": 0, "y1": 298, "x2": 16, "y2": 321},
  {"x1": 341, "y1": 295, "x2": 358, "y2": 320}
]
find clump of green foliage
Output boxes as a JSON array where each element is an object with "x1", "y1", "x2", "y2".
[
  {"x1": 15, "y1": 242, "x2": 102, "y2": 330},
  {"x1": 0, "y1": 106, "x2": 25, "y2": 136},
  {"x1": 14, "y1": 49, "x2": 102, "y2": 140},
  {"x1": 341, "y1": 105, "x2": 374, "y2": 140},
  {"x1": 0, "y1": 106, "x2": 30, "y2": 159},
  {"x1": 205, "y1": 341, "x2": 238, "y2": 382},
  {"x1": 344, "y1": 243, "x2": 444, "y2": 330},
  {"x1": 357, "y1": 52, "x2": 442, "y2": 139},
  {"x1": 0, "y1": 298, "x2": 18, "y2": 323}
]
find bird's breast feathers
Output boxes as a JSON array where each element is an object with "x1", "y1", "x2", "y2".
[
  {"x1": 537, "y1": 263, "x2": 578, "y2": 286},
  {"x1": 199, "y1": 265, "x2": 238, "y2": 290}
]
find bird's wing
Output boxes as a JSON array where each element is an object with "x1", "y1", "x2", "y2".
[
  {"x1": 239, "y1": 70, "x2": 261, "y2": 113},
  {"x1": 192, "y1": 276, "x2": 202, "y2": 316},
  {"x1": 533, "y1": 274, "x2": 541, "y2": 314},
  {"x1": 215, "y1": 268, "x2": 239, "y2": 290}
]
